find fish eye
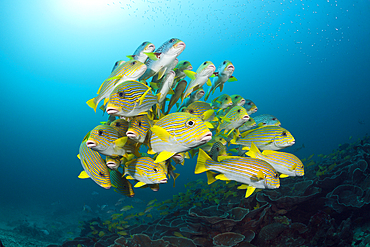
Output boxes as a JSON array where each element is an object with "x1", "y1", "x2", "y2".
[
  {"x1": 248, "y1": 119, "x2": 252, "y2": 122},
  {"x1": 234, "y1": 96, "x2": 239, "y2": 99},
  {"x1": 131, "y1": 61, "x2": 136, "y2": 65},
  {"x1": 115, "y1": 122, "x2": 121, "y2": 127},
  {"x1": 237, "y1": 109, "x2": 241, "y2": 113},
  {"x1": 275, "y1": 173, "x2": 279, "y2": 178},
  {"x1": 184, "y1": 61, "x2": 188, "y2": 64},
  {"x1": 272, "y1": 118, "x2": 277, "y2": 120},
  {"x1": 203, "y1": 62, "x2": 207, "y2": 65},
  {"x1": 247, "y1": 102, "x2": 252, "y2": 105},
  {"x1": 189, "y1": 109, "x2": 194, "y2": 114},
  {"x1": 223, "y1": 61, "x2": 226, "y2": 65},
  {"x1": 118, "y1": 91, "x2": 125, "y2": 98},
  {"x1": 142, "y1": 42, "x2": 146, "y2": 46},
  {"x1": 216, "y1": 147, "x2": 219, "y2": 151},
  {"x1": 98, "y1": 130, "x2": 104, "y2": 136},
  {"x1": 99, "y1": 172, "x2": 105, "y2": 177},
  {"x1": 169, "y1": 38, "x2": 175, "y2": 43},
  {"x1": 138, "y1": 121, "x2": 142, "y2": 127},
  {"x1": 187, "y1": 120, "x2": 195, "y2": 127},
  {"x1": 153, "y1": 168, "x2": 158, "y2": 173},
  {"x1": 282, "y1": 131, "x2": 287, "y2": 136}
]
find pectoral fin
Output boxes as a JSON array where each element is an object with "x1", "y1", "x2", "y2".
[
  {"x1": 206, "y1": 78, "x2": 212, "y2": 86},
  {"x1": 155, "y1": 151, "x2": 176, "y2": 163},
  {"x1": 78, "y1": 171, "x2": 90, "y2": 179},
  {"x1": 183, "y1": 70, "x2": 197, "y2": 80},
  {"x1": 151, "y1": 125, "x2": 173, "y2": 142},
  {"x1": 114, "y1": 137, "x2": 128, "y2": 148},
  {"x1": 134, "y1": 181, "x2": 147, "y2": 188}
]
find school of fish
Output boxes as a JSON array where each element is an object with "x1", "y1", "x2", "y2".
[{"x1": 77, "y1": 38, "x2": 304, "y2": 199}]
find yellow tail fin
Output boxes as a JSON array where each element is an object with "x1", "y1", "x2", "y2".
[
  {"x1": 195, "y1": 149, "x2": 211, "y2": 174},
  {"x1": 86, "y1": 98, "x2": 97, "y2": 112},
  {"x1": 246, "y1": 142, "x2": 261, "y2": 158}
]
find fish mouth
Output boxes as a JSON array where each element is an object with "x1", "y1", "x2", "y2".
[
  {"x1": 86, "y1": 141, "x2": 97, "y2": 148},
  {"x1": 106, "y1": 162, "x2": 117, "y2": 168},
  {"x1": 242, "y1": 115, "x2": 250, "y2": 120},
  {"x1": 175, "y1": 41, "x2": 186, "y2": 49},
  {"x1": 227, "y1": 65, "x2": 235, "y2": 71},
  {"x1": 148, "y1": 44, "x2": 155, "y2": 50},
  {"x1": 254, "y1": 107, "x2": 258, "y2": 112},
  {"x1": 106, "y1": 107, "x2": 119, "y2": 115},
  {"x1": 188, "y1": 66, "x2": 193, "y2": 70},
  {"x1": 126, "y1": 131, "x2": 137, "y2": 139},
  {"x1": 159, "y1": 178, "x2": 168, "y2": 183},
  {"x1": 198, "y1": 91, "x2": 205, "y2": 96},
  {"x1": 199, "y1": 132, "x2": 213, "y2": 143},
  {"x1": 239, "y1": 99, "x2": 246, "y2": 105}
]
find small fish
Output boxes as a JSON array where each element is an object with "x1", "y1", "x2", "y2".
[
  {"x1": 174, "y1": 232, "x2": 185, "y2": 238},
  {"x1": 86, "y1": 60, "x2": 147, "y2": 112},
  {"x1": 253, "y1": 114, "x2": 281, "y2": 127},
  {"x1": 98, "y1": 231, "x2": 105, "y2": 237},
  {"x1": 120, "y1": 205, "x2": 134, "y2": 212},
  {"x1": 150, "y1": 112, "x2": 212, "y2": 162},
  {"x1": 183, "y1": 101, "x2": 217, "y2": 124},
  {"x1": 147, "y1": 198, "x2": 157, "y2": 206},
  {"x1": 127, "y1": 41, "x2": 156, "y2": 63},
  {"x1": 166, "y1": 80, "x2": 187, "y2": 114},
  {"x1": 117, "y1": 231, "x2": 128, "y2": 236},
  {"x1": 126, "y1": 114, "x2": 152, "y2": 143},
  {"x1": 204, "y1": 60, "x2": 236, "y2": 100},
  {"x1": 105, "y1": 156, "x2": 121, "y2": 170},
  {"x1": 106, "y1": 80, "x2": 158, "y2": 117},
  {"x1": 217, "y1": 106, "x2": 249, "y2": 135},
  {"x1": 177, "y1": 88, "x2": 205, "y2": 111},
  {"x1": 110, "y1": 169, "x2": 135, "y2": 197},
  {"x1": 209, "y1": 141, "x2": 228, "y2": 161},
  {"x1": 173, "y1": 60, "x2": 193, "y2": 84},
  {"x1": 124, "y1": 157, "x2": 168, "y2": 186},
  {"x1": 182, "y1": 61, "x2": 216, "y2": 101},
  {"x1": 211, "y1": 94, "x2": 233, "y2": 110},
  {"x1": 238, "y1": 118, "x2": 257, "y2": 132},
  {"x1": 230, "y1": 94, "x2": 246, "y2": 107},
  {"x1": 110, "y1": 119, "x2": 129, "y2": 137}
]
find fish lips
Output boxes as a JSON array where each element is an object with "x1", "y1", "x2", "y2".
[
  {"x1": 106, "y1": 162, "x2": 118, "y2": 169},
  {"x1": 242, "y1": 115, "x2": 250, "y2": 120},
  {"x1": 159, "y1": 178, "x2": 168, "y2": 183},
  {"x1": 199, "y1": 132, "x2": 213, "y2": 143},
  {"x1": 126, "y1": 131, "x2": 137, "y2": 139},
  {"x1": 86, "y1": 140, "x2": 97, "y2": 148},
  {"x1": 106, "y1": 107, "x2": 119, "y2": 115}
]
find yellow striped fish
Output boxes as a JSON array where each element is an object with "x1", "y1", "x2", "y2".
[
  {"x1": 173, "y1": 61, "x2": 193, "y2": 84},
  {"x1": 211, "y1": 94, "x2": 233, "y2": 110},
  {"x1": 126, "y1": 41, "x2": 155, "y2": 63},
  {"x1": 109, "y1": 169, "x2": 135, "y2": 197},
  {"x1": 231, "y1": 126, "x2": 295, "y2": 151},
  {"x1": 140, "y1": 38, "x2": 186, "y2": 81},
  {"x1": 230, "y1": 95, "x2": 246, "y2": 107},
  {"x1": 166, "y1": 80, "x2": 187, "y2": 115},
  {"x1": 177, "y1": 88, "x2": 205, "y2": 111},
  {"x1": 86, "y1": 125, "x2": 128, "y2": 156},
  {"x1": 78, "y1": 140, "x2": 111, "y2": 189},
  {"x1": 126, "y1": 114, "x2": 152, "y2": 143},
  {"x1": 209, "y1": 141, "x2": 228, "y2": 161},
  {"x1": 253, "y1": 114, "x2": 281, "y2": 127},
  {"x1": 246, "y1": 143, "x2": 304, "y2": 177},
  {"x1": 110, "y1": 119, "x2": 129, "y2": 137},
  {"x1": 150, "y1": 112, "x2": 212, "y2": 163},
  {"x1": 105, "y1": 156, "x2": 121, "y2": 170},
  {"x1": 106, "y1": 80, "x2": 158, "y2": 117},
  {"x1": 182, "y1": 61, "x2": 216, "y2": 101},
  {"x1": 239, "y1": 118, "x2": 257, "y2": 132},
  {"x1": 124, "y1": 157, "x2": 168, "y2": 187},
  {"x1": 217, "y1": 106, "x2": 249, "y2": 134},
  {"x1": 195, "y1": 149, "x2": 280, "y2": 197},
  {"x1": 244, "y1": 99, "x2": 258, "y2": 115},
  {"x1": 183, "y1": 101, "x2": 217, "y2": 125},
  {"x1": 86, "y1": 60, "x2": 147, "y2": 112}
]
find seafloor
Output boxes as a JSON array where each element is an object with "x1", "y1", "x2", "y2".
[{"x1": 1, "y1": 135, "x2": 370, "y2": 247}]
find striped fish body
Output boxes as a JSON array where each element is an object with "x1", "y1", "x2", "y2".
[
  {"x1": 177, "y1": 88, "x2": 205, "y2": 111},
  {"x1": 140, "y1": 38, "x2": 186, "y2": 81},
  {"x1": 166, "y1": 80, "x2": 187, "y2": 115},
  {"x1": 174, "y1": 61, "x2": 193, "y2": 83},
  {"x1": 183, "y1": 101, "x2": 215, "y2": 122},
  {"x1": 239, "y1": 118, "x2": 257, "y2": 132},
  {"x1": 131, "y1": 42, "x2": 155, "y2": 63},
  {"x1": 106, "y1": 156, "x2": 121, "y2": 170},
  {"x1": 253, "y1": 114, "x2": 281, "y2": 127},
  {"x1": 106, "y1": 80, "x2": 158, "y2": 117},
  {"x1": 86, "y1": 125, "x2": 127, "y2": 156},
  {"x1": 212, "y1": 94, "x2": 233, "y2": 110},
  {"x1": 245, "y1": 99, "x2": 258, "y2": 115},
  {"x1": 150, "y1": 112, "x2": 212, "y2": 155},
  {"x1": 204, "y1": 60, "x2": 235, "y2": 101},
  {"x1": 218, "y1": 106, "x2": 249, "y2": 133},
  {"x1": 86, "y1": 60, "x2": 147, "y2": 112},
  {"x1": 125, "y1": 157, "x2": 168, "y2": 185},
  {"x1": 182, "y1": 61, "x2": 216, "y2": 100},
  {"x1": 79, "y1": 140, "x2": 111, "y2": 189},
  {"x1": 230, "y1": 95, "x2": 246, "y2": 107},
  {"x1": 234, "y1": 126, "x2": 295, "y2": 151},
  {"x1": 157, "y1": 70, "x2": 176, "y2": 105},
  {"x1": 196, "y1": 149, "x2": 280, "y2": 189},
  {"x1": 110, "y1": 119, "x2": 129, "y2": 137},
  {"x1": 247, "y1": 143, "x2": 304, "y2": 176},
  {"x1": 126, "y1": 114, "x2": 152, "y2": 143},
  {"x1": 209, "y1": 141, "x2": 228, "y2": 161},
  {"x1": 109, "y1": 169, "x2": 135, "y2": 197}
]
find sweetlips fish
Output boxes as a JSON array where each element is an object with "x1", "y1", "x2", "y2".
[
  {"x1": 106, "y1": 156, "x2": 121, "y2": 170},
  {"x1": 204, "y1": 60, "x2": 237, "y2": 101},
  {"x1": 86, "y1": 125, "x2": 128, "y2": 156},
  {"x1": 195, "y1": 149, "x2": 280, "y2": 198},
  {"x1": 182, "y1": 61, "x2": 216, "y2": 101},
  {"x1": 196, "y1": 133, "x2": 228, "y2": 155},
  {"x1": 166, "y1": 80, "x2": 187, "y2": 115},
  {"x1": 217, "y1": 106, "x2": 249, "y2": 134},
  {"x1": 110, "y1": 169, "x2": 135, "y2": 197},
  {"x1": 127, "y1": 41, "x2": 155, "y2": 63},
  {"x1": 110, "y1": 119, "x2": 129, "y2": 137},
  {"x1": 211, "y1": 94, "x2": 233, "y2": 110},
  {"x1": 106, "y1": 80, "x2": 158, "y2": 117},
  {"x1": 173, "y1": 60, "x2": 193, "y2": 84},
  {"x1": 182, "y1": 101, "x2": 217, "y2": 127},
  {"x1": 239, "y1": 118, "x2": 257, "y2": 132},
  {"x1": 126, "y1": 114, "x2": 152, "y2": 143},
  {"x1": 86, "y1": 60, "x2": 147, "y2": 112},
  {"x1": 154, "y1": 70, "x2": 176, "y2": 108},
  {"x1": 253, "y1": 114, "x2": 280, "y2": 127},
  {"x1": 246, "y1": 142, "x2": 304, "y2": 177},
  {"x1": 111, "y1": 60, "x2": 126, "y2": 73},
  {"x1": 177, "y1": 88, "x2": 205, "y2": 111},
  {"x1": 151, "y1": 59, "x2": 177, "y2": 84},
  {"x1": 231, "y1": 126, "x2": 295, "y2": 151},
  {"x1": 78, "y1": 140, "x2": 111, "y2": 189},
  {"x1": 140, "y1": 38, "x2": 186, "y2": 81},
  {"x1": 244, "y1": 99, "x2": 258, "y2": 115},
  {"x1": 209, "y1": 141, "x2": 228, "y2": 161},
  {"x1": 150, "y1": 112, "x2": 212, "y2": 163},
  {"x1": 124, "y1": 157, "x2": 168, "y2": 188},
  {"x1": 230, "y1": 94, "x2": 246, "y2": 107}
]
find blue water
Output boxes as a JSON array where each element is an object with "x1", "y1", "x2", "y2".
[{"x1": 0, "y1": 0, "x2": 369, "y2": 234}]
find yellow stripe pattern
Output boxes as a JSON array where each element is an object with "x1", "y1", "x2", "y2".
[{"x1": 89, "y1": 125, "x2": 119, "y2": 149}]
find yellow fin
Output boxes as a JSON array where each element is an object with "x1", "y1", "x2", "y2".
[
  {"x1": 227, "y1": 76, "x2": 237, "y2": 82},
  {"x1": 86, "y1": 98, "x2": 97, "y2": 112},
  {"x1": 237, "y1": 184, "x2": 249, "y2": 189},
  {"x1": 205, "y1": 122, "x2": 214, "y2": 129},
  {"x1": 240, "y1": 129, "x2": 254, "y2": 138},
  {"x1": 103, "y1": 97, "x2": 109, "y2": 106},
  {"x1": 215, "y1": 174, "x2": 230, "y2": 181},
  {"x1": 261, "y1": 150, "x2": 279, "y2": 156},
  {"x1": 257, "y1": 171, "x2": 265, "y2": 180},
  {"x1": 246, "y1": 142, "x2": 261, "y2": 158},
  {"x1": 183, "y1": 70, "x2": 196, "y2": 80},
  {"x1": 114, "y1": 137, "x2": 128, "y2": 148},
  {"x1": 134, "y1": 181, "x2": 147, "y2": 188},
  {"x1": 156, "y1": 67, "x2": 166, "y2": 80},
  {"x1": 242, "y1": 146, "x2": 250, "y2": 151},
  {"x1": 245, "y1": 186, "x2": 255, "y2": 198},
  {"x1": 195, "y1": 149, "x2": 211, "y2": 174},
  {"x1": 206, "y1": 78, "x2": 212, "y2": 86},
  {"x1": 202, "y1": 109, "x2": 214, "y2": 121},
  {"x1": 280, "y1": 174, "x2": 289, "y2": 178},
  {"x1": 106, "y1": 75, "x2": 123, "y2": 81},
  {"x1": 96, "y1": 81, "x2": 105, "y2": 95},
  {"x1": 206, "y1": 171, "x2": 217, "y2": 184},
  {"x1": 150, "y1": 82, "x2": 159, "y2": 90},
  {"x1": 144, "y1": 52, "x2": 159, "y2": 61},
  {"x1": 138, "y1": 87, "x2": 152, "y2": 105},
  {"x1": 155, "y1": 151, "x2": 176, "y2": 163},
  {"x1": 151, "y1": 125, "x2": 173, "y2": 142},
  {"x1": 78, "y1": 171, "x2": 89, "y2": 179},
  {"x1": 126, "y1": 175, "x2": 135, "y2": 180},
  {"x1": 77, "y1": 154, "x2": 80, "y2": 160},
  {"x1": 147, "y1": 148, "x2": 155, "y2": 155}
]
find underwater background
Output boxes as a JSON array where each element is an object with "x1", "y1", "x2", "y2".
[{"x1": 1, "y1": 0, "x2": 370, "y2": 246}]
